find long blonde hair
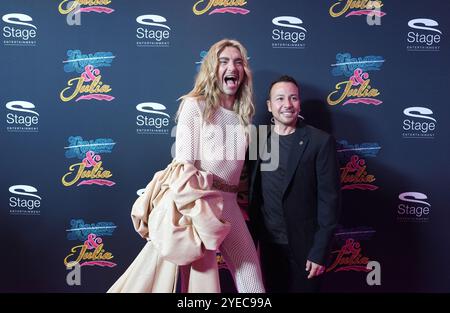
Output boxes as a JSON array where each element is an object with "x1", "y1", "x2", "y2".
[{"x1": 177, "y1": 39, "x2": 254, "y2": 128}]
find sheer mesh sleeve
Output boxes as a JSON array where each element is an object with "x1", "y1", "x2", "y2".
[{"x1": 175, "y1": 98, "x2": 202, "y2": 164}]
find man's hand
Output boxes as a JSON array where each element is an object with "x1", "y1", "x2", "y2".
[{"x1": 305, "y1": 260, "x2": 326, "y2": 279}]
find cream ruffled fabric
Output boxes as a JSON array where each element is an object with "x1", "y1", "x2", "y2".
[{"x1": 108, "y1": 160, "x2": 231, "y2": 293}]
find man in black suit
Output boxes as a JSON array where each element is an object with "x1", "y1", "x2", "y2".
[{"x1": 249, "y1": 75, "x2": 341, "y2": 292}]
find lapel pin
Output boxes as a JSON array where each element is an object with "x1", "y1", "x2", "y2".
[{"x1": 299, "y1": 140, "x2": 304, "y2": 145}]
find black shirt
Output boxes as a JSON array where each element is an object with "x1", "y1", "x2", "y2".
[{"x1": 260, "y1": 131, "x2": 296, "y2": 244}]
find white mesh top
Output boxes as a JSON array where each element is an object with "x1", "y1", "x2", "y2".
[{"x1": 175, "y1": 97, "x2": 247, "y2": 187}]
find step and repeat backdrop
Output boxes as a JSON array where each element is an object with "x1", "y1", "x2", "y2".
[{"x1": 1, "y1": 0, "x2": 449, "y2": 292}]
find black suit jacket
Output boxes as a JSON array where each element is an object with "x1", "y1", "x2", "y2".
[{"x1": 249, "y1": 120, "x2": 341, "y2": 265}]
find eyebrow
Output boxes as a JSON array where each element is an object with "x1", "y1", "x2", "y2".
[
  {"x1": 273, "y1": 93, "x2": 298, "y2": 97},
  {"x1": 219, "y1": 57, "x2": 243, "y2": 62}
]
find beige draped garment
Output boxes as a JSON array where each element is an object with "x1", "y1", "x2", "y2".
[{"x1": 108, "y1": 160, "x2": 231, "y2": 293}]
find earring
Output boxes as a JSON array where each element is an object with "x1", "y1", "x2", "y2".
[{"x1": 271, "y1": 117, "x2": 275, "y2": 124}]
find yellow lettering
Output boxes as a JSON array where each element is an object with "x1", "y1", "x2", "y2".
[
  {"x1": 64, "y1": 244, "x2": 85, "y2": 267},
  {"x1": 77, "y1": 0, "x2": 111, "y2": 5},
  {"x1": 58, "y1": 0, "x2": 78, "y2": 14},
  {"x1": 62, "y1": 161, "x2": 113, "y2": 186},
  {"x1": 62, "y1": 162, "x2": 85, "y2": 187},
  {"x1": 193, "y1": 0, "x2": 247, "y2": 15},
  {"x1": 59, "y1": 0, "x2": 112, "y2": 14},
  {"x1": 64, "y1": 243, "x2": 114, "y2": 267},
  {"x1": 60, "y1": 77, "x2": 83, "y2": 102},
  {"x1": 193, "y1": 0, "x2": 214, "y2": 15},
  {"x1": 327, "y1": 81, "x2": 351, "y2": 105},
  {"x1": 327, "y1": 79, "x2": 380, "y2": 106},
  {"x1": 330, "y1": 0, "x2": 381, "y2": 17},
  {"x1": 329, "y1": 0, "x2": 352, "y2": 17},
  {"x1": 60, "y1": 75, "x2": 111, "y2": 102}
]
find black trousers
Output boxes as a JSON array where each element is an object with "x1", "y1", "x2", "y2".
[{"x1": 259, "y1": 241, "x2": 321, "y2": 293}]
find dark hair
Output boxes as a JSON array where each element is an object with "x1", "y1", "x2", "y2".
[{"x1": 268, "y1": 75, "x2": 299, "y2": 99}]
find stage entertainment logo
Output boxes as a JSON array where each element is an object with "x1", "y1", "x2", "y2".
[
  {"x1": 5, "y1": 101, "x2": 39, "y2": 133},
  {"x1": 271, "y1": 16, "x2": 307, "y2": 49},
  {"x1": 193, "y1": 0, "x2": 250, "y2": 16},
  {"x1": 60, "y1": 50, "x2": 115, "y2": 102},
  {"x1": 407, "y1": 18, "x2": 442, "y2": 52},
  {"x1": 2, "y1": 13, "x2": 37, "y2": 46},
  {"x1": 328, "y1": 53, "x2": 384, "y2": 106},
  {"x1": 136, "y1": 102, "x2": 171, "y2": 135},
  {"x1": 397, "y1": 192, "x2": 431, "y2": 223},
  {"x1": 402, "y1": 106, "x2": 437, "y2": 139},
  {"x1": 62, "y1": 136, "x2": 116, "y2": 187},
  {"x1": 8, "y1": 185, "x2": 42, "y2": 216},
  {"x1": 337, "y1": 140, "x2": 380, "y2": 191},
  {"x1": 136, "y1": 14, "x2": 172, "y2": 48}
]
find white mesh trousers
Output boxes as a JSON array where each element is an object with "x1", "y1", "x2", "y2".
[
  {"x1": 219, "y1": 191, "x2": 265, "y2": 293},
  {"x1": 179, "y1": 191, "x2": 265, "y2": 293}
]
